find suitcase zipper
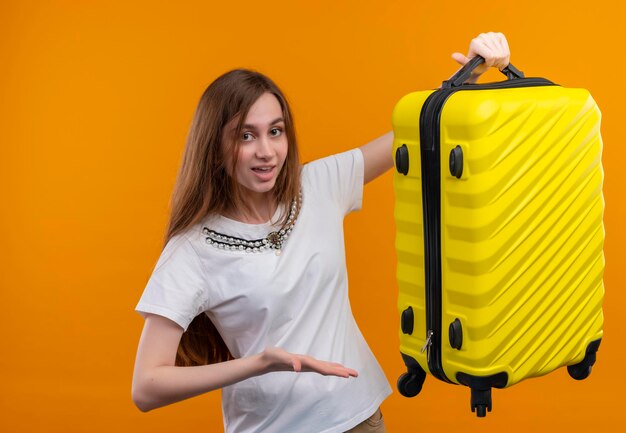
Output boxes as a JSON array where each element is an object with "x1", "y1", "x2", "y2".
[
  {"x1": 418, "y1": 77, "x2": 555, "y2": 383},
  {"x1": 421, "y1": 329, "x2": 434, "y2": 363}
]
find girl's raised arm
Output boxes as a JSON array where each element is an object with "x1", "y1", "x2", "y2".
[
  {"x1": 360, "y1": 131, "x2": 395, "y2": 184},
  {"x1": 359, "y1": 32, "x2": 511, "y2": 185}
]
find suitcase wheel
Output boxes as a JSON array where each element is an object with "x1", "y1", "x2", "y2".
[
  {"x1": 475, "y1": 404, "x2": 489, "y2": 418},
  {"x1": 397, "y1": 370, "x2": 426, "y2": 398},
  {"x1": 470, "y1": 388, "x2": 492, "y2": 418},
  {"x1": 567, "y1": 338, "x2": 601, "y2": 381},
  {"x1": 567, "y1": 364, "x2": 592, "y2": 380}
]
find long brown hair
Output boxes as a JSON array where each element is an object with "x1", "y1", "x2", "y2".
[{"x1": 166, "y1": 69, "x2": 301, "y2": 366}]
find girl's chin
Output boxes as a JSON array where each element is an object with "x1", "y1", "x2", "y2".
[{"x1": 240, "y1": 183, "x2": 277, "y2": 197}]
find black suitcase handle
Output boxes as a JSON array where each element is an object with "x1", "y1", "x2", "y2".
[{"x1": 442, "y1": 55, "x2": 525, "y2": 88}]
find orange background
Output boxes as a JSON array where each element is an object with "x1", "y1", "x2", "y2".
[{"x1": 1, "y1": 1, "x2": 625, "y2": 432}]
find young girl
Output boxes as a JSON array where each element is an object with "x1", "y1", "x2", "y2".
[{"x1": 132, "y1": 32, "x2": 511, "y2": 433}]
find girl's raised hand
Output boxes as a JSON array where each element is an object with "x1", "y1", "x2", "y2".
[{"x1": 451, "y1": 32, "x2": 511, "y2": 81}]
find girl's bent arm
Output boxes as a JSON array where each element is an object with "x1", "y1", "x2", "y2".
[{"x1": 132, "y1": 314, "x2": 358, "y2": 412}]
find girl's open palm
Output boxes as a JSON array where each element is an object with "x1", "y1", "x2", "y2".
[{"x1": 261, "y1": 347, "x2": 359, "y2": 378}]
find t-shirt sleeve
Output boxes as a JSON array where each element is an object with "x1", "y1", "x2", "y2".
[
  {"x1": 304, "y1": 148, "x2": 365, "y2": 215},
  {"x1": 135, "y1": 234, "x2": 209, "y2": 331}
]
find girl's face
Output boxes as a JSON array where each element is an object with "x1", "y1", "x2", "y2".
[{"x1": 223, "y1": 92, "x2": 288, "y2": 202}]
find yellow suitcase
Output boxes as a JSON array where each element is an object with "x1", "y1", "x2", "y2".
[{"x1": 393, "y1": 57, "x2": 605, "y2": 416}]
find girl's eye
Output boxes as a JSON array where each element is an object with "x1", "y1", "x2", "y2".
[
  {"x1": 270, "y1": 128, "x2": 283, "y2": 137},
  {"x1": 242, "y1": 132, "x2": 254, "y2": 141}
]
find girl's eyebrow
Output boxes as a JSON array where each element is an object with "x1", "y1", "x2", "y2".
[{"x1": 242, "y1": 117, "x2": 285, "y2": 129}]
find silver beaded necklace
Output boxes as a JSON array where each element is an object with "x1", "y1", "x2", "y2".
[{"x1": 202, "y1": 192, "x2": 301, "y2": 256}]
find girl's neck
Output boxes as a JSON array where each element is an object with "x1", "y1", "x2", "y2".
[{"x1": 224, "y1": 193, "x2": 277, "y2": 224}]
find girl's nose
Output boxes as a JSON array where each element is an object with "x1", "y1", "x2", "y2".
[{"x1": 255, "y1": 136, "x2": 273, "y2": 159}]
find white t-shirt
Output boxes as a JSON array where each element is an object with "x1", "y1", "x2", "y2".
[{"x1": 136, "y1": 149, "x2": 392, "y2": 433}]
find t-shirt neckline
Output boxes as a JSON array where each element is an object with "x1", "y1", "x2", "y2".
[{"x1": 203, "y1": 204, "x2": 285, "y2": 239}]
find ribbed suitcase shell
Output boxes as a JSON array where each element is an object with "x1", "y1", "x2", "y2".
[{"x1": 393, "y1": 80, "x2": 604, "y2": 414}]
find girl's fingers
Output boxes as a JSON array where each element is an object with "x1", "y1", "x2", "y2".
[
  {"x1": 470, "y1": 33, "x2": 511, "y2": 70},
  {"x1": 479, "y1": 33, "x2": 501, "y2": 54},
  {"x1": 345, "y1": 368, "x2": 359, "y2": 377},
  {"x1": 496, "y1": 33, "x2": 511, "y2": 69},
  {"x1": 486, "y1": 33, "x2": 509, "y2": 69},
  {"x1": 472, "y1": 38, "x2": 497, "y2": 67},
  {"x1": 326, "y1": 362, "x2": 357, "y2": 377},
  {"x1": 497, "y1": 33, "x2": 510, "y2": 57},
  {"x1": 451, "y1": 52, "x2": 469, "y2": 66},
  {"x1": 291, "y1": 357, "x2": 302, "y2": 373},
  {"x1": 298, "y1": 356, "x2": 358, "y2": 377}
]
